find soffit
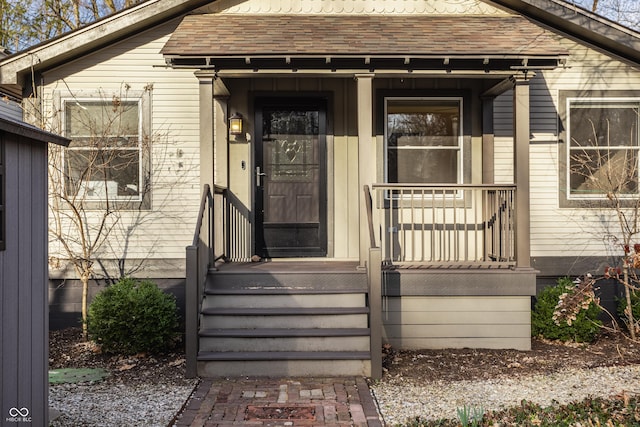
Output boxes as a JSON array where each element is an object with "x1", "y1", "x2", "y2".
[{"x1": 161, "y1": 14, "x2": 568, "y2": 71}]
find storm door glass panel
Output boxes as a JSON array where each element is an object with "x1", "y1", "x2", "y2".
[
  {"x1": 386, "y1": 98, "x2": 462, "y2": 184},
  {"x1": 264, "y1": 110, "x2": 319, "y2": 223},
  {"x1": 257, "y1": 101, "x2": 326, "y2": 258}
]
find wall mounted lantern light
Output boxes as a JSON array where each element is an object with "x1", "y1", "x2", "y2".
[{"x1": 229, "y1": 112, "x2": 244, "y2": 135}]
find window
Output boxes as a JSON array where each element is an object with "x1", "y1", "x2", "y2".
[
  {"x1": 385, "y1": 98, "x2": 463, "y2": 184},
  {"x1": 0, "y1": 137, "x2": 4, "y2": 251},
  {"x1": 62, "y1": 95, "x2": 150, "y2": 208},
  {"x1": 567, "y1": 98, "x2": 640, "y2": 200}
]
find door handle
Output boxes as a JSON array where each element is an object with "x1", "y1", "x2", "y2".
[{"x1": 256, "y1": 166, "x2": 267, "y2": 186}]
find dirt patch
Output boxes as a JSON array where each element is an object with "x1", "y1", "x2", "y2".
[
  {"x1": 48, "y1": 328, "x2": 192, "y2": 388},
  {"x1": 382, "y1": 329, "x2": 640, "y2": 383},
  {"x1": 50, "y1": 326, "x2": 640, "y2": 387}
]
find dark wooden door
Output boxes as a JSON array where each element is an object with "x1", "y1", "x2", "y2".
[{"x1": 255, "y1": 98, "x2": 327, "y2": 258}]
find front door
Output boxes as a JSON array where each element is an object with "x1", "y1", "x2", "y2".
[{"x1": 255, "y1": 98, "x2": 327, "y2": 258}]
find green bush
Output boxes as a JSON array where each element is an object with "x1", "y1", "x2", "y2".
[
  {"x1": 87, "y1": 277, "x2": 179, "y2": 354},
  {"x1": 531, "y1": 277, "x2": 602, "y2": 343},
  {"x1": 617, "y1": 289, "x2": 640, "y2": 331}
]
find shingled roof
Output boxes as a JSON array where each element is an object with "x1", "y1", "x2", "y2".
[{"x1": 161, "y1": 14, "x2": 567, "y2": 58}]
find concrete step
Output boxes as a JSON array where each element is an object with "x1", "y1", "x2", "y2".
[
  {"x1": 200, "y1": 327, "x2": 371, "y2": 337},
  {"x1": 197, "y1": 351, "x2": 371, "y2": 377},
  {"x1": 202, "y1": 292, "x2": 366, "y2": 309},
  {"x1": 199, "y1": 307, "x2": 369, "y2": 329},
  {"x1": 198, "y1": 263, "x2": 371, "y2": 377},
  {"x1": 199, "y1": 328, "x2": 371, "y2": 352}
]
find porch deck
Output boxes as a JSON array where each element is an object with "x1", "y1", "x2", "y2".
[
  {"x1": 210, "y1": 258, "x2": 532, "y2": 296},
  {"x1": 213, "y1": 260, "x2": 361, "y2": 273},
  {"x1": 216, "y1": 259, "x2": 513, "y2": 271}
]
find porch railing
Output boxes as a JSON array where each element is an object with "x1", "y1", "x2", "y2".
[
  {"x1": 370, "y1": 184, "x2": 516, "y2": 267},
  {"x1": 185, "y1": 184, "x2": 227, "y2": 378}
]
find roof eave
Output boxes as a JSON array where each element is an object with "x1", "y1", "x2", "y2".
[
  {"x1": 493, "y1": 0, "x2": 640, "y2": 65},
  {"x1": 0, "y1": 116, "x2": 70, "y2": 146},
  {"x1": 0, "y1": 84, "x2": 22, "y2": 99},
  {"x1": 0, "y1": 0, "x2": 212, "y2": 89}
]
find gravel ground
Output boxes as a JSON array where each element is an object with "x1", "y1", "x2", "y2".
[
  {"x1": 48, "y1": 364, "x2": 640, "y2": 426},
  {"x1": 48, "y1": 329, "x2": 640, "y2": 426},
  {"x1": 370, "y1": 364, "x2": 640, "y2": 425},
  {"x1": 49, "y1": 381, "x2": 197, "y2": 426}
]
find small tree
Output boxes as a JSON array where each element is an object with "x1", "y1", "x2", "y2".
[
  {"x1": 48, "y1": 84, "x2": 152, "y2": 339},
  {"x1": 565, "y1": 109, "x2": 640, "y2": 339}
]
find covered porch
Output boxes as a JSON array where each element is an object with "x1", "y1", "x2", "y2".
[
  {"x1": 184, "y1": 179, "x2": 534, "y2": 377},
  {"x1": 167, "y1": 12, "x2": 567, "y2": 378}
]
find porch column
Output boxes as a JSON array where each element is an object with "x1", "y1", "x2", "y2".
[
  {"x1": 356, "y1": 73, "x2": 375, "y2": 268},
  {"x1": 213, "y1": 90, "x2": 229, "y2": 188},
  {"x1": 513, "y1": 75, "x2": 531, "y2": 268},
  {"x1": 195, "y1": 71, "x2": 215, "y2": 190},
  {"x1": 195, "y1": 72, "x2": 231, "y2": 188}
]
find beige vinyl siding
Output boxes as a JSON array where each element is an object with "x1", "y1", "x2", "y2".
[
  {"x1": 0, "y1": 98, "x2": 21, "y2": 121},
  {"x1": 492, "y1": 33, "x2": 640, "y2": 258},
  {"x1": 493, "y1": 91, "x2": 514, "y2": 185},
  {"x1": 333, "y1": 135, "x2": 360, "y2": 259},
  {"x1": 333, "y1": 79, "x2": 360, "y2": 259},
  {"x1": 540, "y1": 36, "x2": 640, "y2": 256},
  {"x1": 382, "y1": 296, "x2": 531, "y2": 350},
  {"x1": 43, "y1": 19, "x2": 201, "y2": 269}
]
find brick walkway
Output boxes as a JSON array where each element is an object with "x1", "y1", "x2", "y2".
[{"x1": 173, "y1": 377, "x2": 383, "y2": 427}]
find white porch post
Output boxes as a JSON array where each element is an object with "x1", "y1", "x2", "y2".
[
  {"x1": 513, "y1": 75, "x2": 531, "y2": 268},
  {"x1": 356, "y1": 74, "x2": 375, "y2": 268},
  {"x1": 213, "y1": 91, "x2": 229, "y2": 189},
  {"x1": 195, "y1": 72, "x2": 231, "y2": 189},
  {"x1": 195, "y1": 71, "x2": 215, "y2": 189},
  {"x1": 195, "y1": 72, "x2": 230, "y2": 261}
]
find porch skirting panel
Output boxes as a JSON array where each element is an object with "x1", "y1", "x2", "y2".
[
  {"x1": 381, "y1": 295, "x2": 532, "y2": 350},
  {"x1": 382, "y1": 268, "x2": 537, "y2": 296}
]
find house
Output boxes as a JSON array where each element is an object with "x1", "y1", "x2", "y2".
[
  {"x1": 1, "y1": 0, "x2": 639, "y2": 378},
  {"x1": 0, "y1": 115, "x2": 69, "y2": 425},
  {"x1": 0, "y1": 48, "x2": 21, "y2": 121}
]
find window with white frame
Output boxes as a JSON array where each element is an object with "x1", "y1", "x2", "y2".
[
  {"x1": 63, "y1": 97, "x2": 149, "y2": 207},
  {"x1": 567, "y1": 98, "x2": 640, "y2": 199},
  {"x1": 385, "y1": 98, "x2": 462, "y2": 184}
]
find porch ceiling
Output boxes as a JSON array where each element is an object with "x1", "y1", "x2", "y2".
[{"x1": 161, "y1": 14, "x2": 568, "y2": 72}]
